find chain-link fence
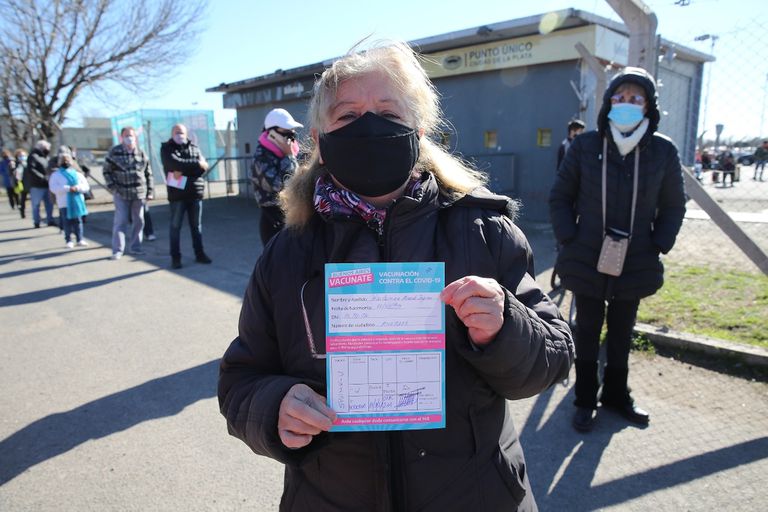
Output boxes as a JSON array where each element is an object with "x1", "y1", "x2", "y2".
[{"x1": 659, "y1": 13, "x2": 768, "y2": 275}]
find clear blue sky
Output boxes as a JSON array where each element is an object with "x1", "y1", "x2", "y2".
[{"x1": 70, "y1": 0, "x2": 767, "y2": 140}]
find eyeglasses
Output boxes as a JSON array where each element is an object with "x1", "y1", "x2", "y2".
[
  {"x1": 610, "y1": 94, "x2": 646, "y2": 106},
  {"x1": 274, "y1": 129, "x2": 297, "y2": 141},
  {"x1": 301, "y1": 280, "x2": 326, "y2": 359}
]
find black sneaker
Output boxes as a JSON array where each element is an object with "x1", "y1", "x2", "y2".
[
  {"x1": 171, "y1": 258, "x2": 182, "y2": 269},
  {"x1": 195, "y1": 253, "x2": 212, "y2": 264}
]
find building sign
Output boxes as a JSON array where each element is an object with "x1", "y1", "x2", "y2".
[
  {"x1": 223, "y1": 77, "x2": 315, "y2": 109},
  {"x1": 420, "y1": 25, "x2": 628, "y2": 79}
]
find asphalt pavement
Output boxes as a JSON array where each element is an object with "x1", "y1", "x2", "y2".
[{"x1": 1, "y1": 195, "x2": 766, "y2": 511}]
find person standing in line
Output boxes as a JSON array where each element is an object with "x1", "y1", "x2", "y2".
[
  {"x1": 251, "y1": 108, "x2": 303, "y2": 246},
  {"x1": 219, "y1": 41, "x2": 573, "y2": 511},
  {"x1": 753, "y1": 140, "x2": 768, "y2": 181},
  {"x1": 48, "y1": 146, "x2": 90, "y2": 248},
  {"x1": 25, "y1": 140, "x2": 55, "y2": 228},
  {"x1": 556, "y1": 119, "x2": 585, "y2": 170},
  {"x1": 103, "y1": 126, "x2": 154, "y2": 260},
  {"x1": 13, "y1": 149, "x2": 28, "y2": 219},
  {"x1": 1, "y1": 150, "x2": 19, "y2": 210},
  {"x1": 550, "y1": 67, "x2": 686, "y2": 433},
  {"x1": 160, "y1": 123, "x2": 211, "y2": 269}
]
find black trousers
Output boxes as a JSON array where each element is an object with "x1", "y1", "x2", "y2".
[
  {"x1": 259, "y1": 205, "x2": 285, "y2": 247},
  {"x1": 574, "y1": 294, "x2": 640, "y2": 368}
]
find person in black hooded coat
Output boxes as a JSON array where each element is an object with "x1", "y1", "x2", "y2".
[{"x1": 549, "y1": 67, "x2": 686, "y2": 432}]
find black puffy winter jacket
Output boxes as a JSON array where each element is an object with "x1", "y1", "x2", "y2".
[
  {"x1": 219, "y1": 174, "x2": 574, "y2": 511},
  {"x1": 160, "y1": 139, "x2": 206, "y2": 202},
  {"x1": 549, "y1": 67, "x2": 687, "y2": 300}
]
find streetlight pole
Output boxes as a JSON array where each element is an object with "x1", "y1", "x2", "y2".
[
  {"x1": 695, "y1": 33, "x2": 718, "y2": 143},
  {"x1": 760, "y1": 72, "x2": 767, "y2": 138}
]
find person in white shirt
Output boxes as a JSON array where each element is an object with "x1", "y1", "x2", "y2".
[{"x1": 49, "y1": 146, "x2": 90, "y2": 248}]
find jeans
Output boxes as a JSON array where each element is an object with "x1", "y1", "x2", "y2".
[
  {"x1": 574, "y1": 294, "x2": 641, "y2": 368},
  {"x1": 143, "y1": 203, "x2": 154, "y2": 236},
  {"x1": 60, "y1": 207, "x2": 83, "y2": 243},
  {"x1": 112, "y1": 195, "x2": 145, "y2": 254},
  {"x1": 30, "y1": 187, "x2": 54, "y2": 226},
  {"x1": 5, "y1": 186, "x2": 18, "y2": 209},
  {"x1": 18, "y1": 191, "x2": 27, "y2": 218},
  {"x1": 169, "y1": 199, "x2": 204, "y2": 259},
  {"x1": 755, "y1": 160, "x2": 766, "y2": 180}
]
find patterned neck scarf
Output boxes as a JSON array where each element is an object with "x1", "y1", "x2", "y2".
[{"x1": 313, "y1": 173, "x2": 426, "y2": 236}]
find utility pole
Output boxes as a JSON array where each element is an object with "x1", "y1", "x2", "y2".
[
  {"x1": 760, "y1": 73, "x2": 768, "y2": 138},
  {"x1": 605, "y1": 0, "x2": 658, "y2": 70},
  {"x1": 694, "y1": 34, "x2": 718, "y2": 138}
]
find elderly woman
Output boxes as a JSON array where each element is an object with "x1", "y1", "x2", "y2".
[
  {"x1": 219, "y1": 42, "x2": 573, "y2": 511},
  {"x1": 48, "y1": 146, "x2": 90, "y2": 248},
  {"x1": 549, "y1": 67, "x2": 686, "y2": 433}
]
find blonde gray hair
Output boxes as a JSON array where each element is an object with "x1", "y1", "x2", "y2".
[{"x1": 280, "y1": 41, "x2": 487, "y2": 229}]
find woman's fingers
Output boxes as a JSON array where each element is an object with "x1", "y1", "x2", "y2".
[
  {"x1": 441, "y1": 276, "x2": 505, "y2": 345},
  {"x1": 278, "y1": 384, "x2": 337, "y2": 449}
]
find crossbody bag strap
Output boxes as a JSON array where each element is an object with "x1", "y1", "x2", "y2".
[
  {"x1": 602, "y1": 138, "x2": 608, "y2": 235},
  {"x1": 602, "y1": 137, "x2": 639, "y2": 238}
]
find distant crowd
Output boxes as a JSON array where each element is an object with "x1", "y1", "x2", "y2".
[{"x1": 0, "y1": 123, "x2": 212, "y2": 268}]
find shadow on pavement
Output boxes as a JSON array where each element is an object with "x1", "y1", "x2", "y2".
[
  {"x1": 520, "y1": 388, "x2": 768, "y2": 510},
  {"x1": 0, "y1": 256, "x2": 109, "y2": 280},
  {"x1": 0, "y1": 246, "x2": 103, "y2": 266},
  {"x1": 0, "y1": 269, "x2": 160, "y2": 307},
  {"x1": 585, "y1": 437, "x2": 768, "y2": 509},
  {"x1": 0, "y1": 359, "x2": 219, "y2": 485}
]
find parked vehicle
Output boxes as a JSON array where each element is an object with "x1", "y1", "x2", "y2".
[{"x1": 736, "y1": 152, "x2": 754, "y2": 166}]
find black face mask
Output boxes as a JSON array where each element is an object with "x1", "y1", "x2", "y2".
[{"x1": 319, "y1": 111, "x2": 420, "y2": 197}]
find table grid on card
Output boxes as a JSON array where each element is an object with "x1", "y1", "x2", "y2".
[{"x1": 329, "y1": 352, "x2": 443, "y2": 415}]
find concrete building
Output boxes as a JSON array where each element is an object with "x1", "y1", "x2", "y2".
[{"x1": 207, "y1": 8, "x2": 711, "y2": 223}]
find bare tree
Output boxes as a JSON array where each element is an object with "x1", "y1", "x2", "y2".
[{"x1": 0, "y1": 0, "x2": 208, "y2": 148}]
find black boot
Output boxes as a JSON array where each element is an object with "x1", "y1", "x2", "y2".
[
  {"x1": 572, "y1": 360, "x2": 599, "y2": 432},
  {"x1": 600, "y1": 366, "x2": 650, "y2": 425}
]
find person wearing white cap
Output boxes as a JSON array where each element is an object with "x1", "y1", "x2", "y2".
[{"x1": 251, "y1": 107, "x2": 303, "y2": 246}]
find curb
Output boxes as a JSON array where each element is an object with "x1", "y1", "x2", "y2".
[{"x1": 634, "y1": 322, "x2": 768, "y2": 368}]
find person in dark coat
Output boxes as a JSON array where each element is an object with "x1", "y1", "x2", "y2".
[
  {"x1": 25, "y1": 140, "x2": 55, "y2": 228},
  {"x1": 549, "y1": 67, "x2": 686, "y2": 432},
  {"x1": 160, "y1": 123, "x2": 211, "y2": 269},
  {"x1": 556, "y1": 119, "x2": 585, "y2": 170},
  {"x1": 218, "y1": 42, "x2": 574, "y2": 512}
]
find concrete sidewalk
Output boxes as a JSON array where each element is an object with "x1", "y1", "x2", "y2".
[{"x1": 1, "y1": 196, "x2": 766, "y2": 511}]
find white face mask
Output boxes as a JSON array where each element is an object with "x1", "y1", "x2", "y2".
[
  {"x1": 123, "y1": 135, "x2": 136, "y2": 147},
  {"x1": 173, "y1": 133, "x2": 187, "y2": 145}
]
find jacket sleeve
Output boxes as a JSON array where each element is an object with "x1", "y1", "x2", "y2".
[
  {"x1": 549, "y1": 137, "x2": 582, "y2": 245},
  {"x1": 218, "y1": 255, "x2": 312, "y2": 465},
  {"x1": 163, "y1": 142, "x2": 205, "y2": 177},
  {"x1": 102, "y1": 150, "x2": 116, "y2": 193},
  {"x1": 48, "y1": 172, "x2": 66, "y2": 194},
  {"x1": 455, "y1": 217, "x2": 574, "y2": 400},
  {"x1": 651, "y1": 143, "x2": 686, "y2": 254},
  {"x1": 78, "y1": 172, "x2": 91, "y2": 193},
  {"x1": 28, "y1": 154, "x2": 48, "y2": 181},
  {"x1": 143, "y1": 151, "x2": 154, "y2": 197}
]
